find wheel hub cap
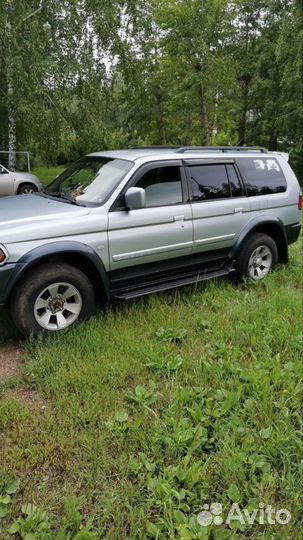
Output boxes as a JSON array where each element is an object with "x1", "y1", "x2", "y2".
[
  {"x1": 248, "y1": 245, "x2": 272, "y2": 280},
  {"x1": 34, "y1": 282, "x2": 82, "y2": 331},
  {"x1": 253, "y1": 256, "x2": 262, "y2": 267},
  {"x1": 49, "y1": 296, "x2": 65, "y2": 314}
]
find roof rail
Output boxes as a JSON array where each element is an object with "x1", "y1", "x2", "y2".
[
  {"x1": 130, "y1": 145, "x2": 179, "y2": 150},
  {"x1": 176, "y1": 146, "x2": 268, "y2": 153}
]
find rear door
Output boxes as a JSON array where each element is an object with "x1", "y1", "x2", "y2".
[
  {"x1": 108, "y1": 161, "x2": 193, "y2": 272},
  {"x1": 185, "y1": 160, "x2": 250, "y2": 257}
]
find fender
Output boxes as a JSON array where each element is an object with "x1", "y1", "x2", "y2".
[
  {"x1": 229, "y1": 215, "x2": 288, "y2": 261},
  {"x1": 1, "y1": 241, "x2": 110, "y2": 306}
]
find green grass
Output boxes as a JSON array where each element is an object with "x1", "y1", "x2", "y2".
[
  {"x1": 0, "y1": 239, "x2": 302, "y2": 539},
  {"x1": 32, "y1": 166, "x2": 66, "y2": 186}
]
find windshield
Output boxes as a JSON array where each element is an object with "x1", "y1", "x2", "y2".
[{"x1": 46, "y1": 156, "x2": 134, "y2": 204}]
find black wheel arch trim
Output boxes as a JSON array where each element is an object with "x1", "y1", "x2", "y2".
[
  {"x1": 230, "y1": 216, "x2": 288, "y2": 263},
  {"x1": 1, "y1": 241, "x2": 110, "y2": 306}
]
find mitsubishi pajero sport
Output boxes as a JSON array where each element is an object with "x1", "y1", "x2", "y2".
[{"x1": 0, "y1": 146, "x2": 301, "y2": 336}]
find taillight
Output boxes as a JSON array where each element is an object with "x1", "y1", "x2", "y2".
[{"x1": 299, "y1": 193, "x2": 302, "y2": 211}]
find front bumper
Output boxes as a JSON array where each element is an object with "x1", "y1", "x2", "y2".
[{"x1": 0, "y1": 263, "x2": 18, "y2": 308}]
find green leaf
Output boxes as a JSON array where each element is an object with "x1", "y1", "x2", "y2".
[
  {"x1": 0, "y1": 505, "x2": 9, "y2": 518},
  {"x1": 8, "y1": 521, "x2": 20, "y2": 534},
  {"x1": 115, "y1": 409, "x2": 128, "y2": 423},
  {"x1": 227, "y1": 483, "x2": 241, "y2": 503},
  {"x1": 24, "y1": 534, "x2": 40, "y2": 540},
  {"x1": 6, "y1": 478, "x2": 20, "y2": 495},
  {"x1": 135, "y1": 385, "x2": 146, "y2": 399},
  {"x1": 0, "y1": 494, "x2": 11, "y2": 505},
  {"x1": 146, "y1": 521, "x2": 160, "y2": 537},
  {"x1": 259, "y1": 427, "x2": 273, "y2": 439},
  {"x1": 21, "y1": 502, "x2": 37, "y2": 516}
]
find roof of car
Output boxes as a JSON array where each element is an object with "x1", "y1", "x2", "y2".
[{"x1": 88, "y1": 147, "x2": 288, "y2": 163}]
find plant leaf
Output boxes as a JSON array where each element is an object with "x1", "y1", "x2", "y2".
[
  {"x1": 227, "y1": 483, "x2": 241, "y2": 503},
  {"x1": 259, "y1": 427, "x2": 273, "y2": 439},
  {"x1": 6, "y1": 478, "x2": 20, "y2": 495}
]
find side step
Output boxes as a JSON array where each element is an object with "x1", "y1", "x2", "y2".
[{"x1": 111, "y1": 268, "x2": 231, "y2": 300}]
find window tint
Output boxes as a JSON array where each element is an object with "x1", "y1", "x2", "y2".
[
  {"x1": 135, "y1": 166, "x2": 183, "y2": 207},
  {"x1": 188, "y1": 164, "x2": 230, "y2": 201},
  {"x1": 226, "y1": 164, "x2": 243, "y2": 197},
  {"x1": 237, "y1": 158, "x2": 287, "y2": 196}
]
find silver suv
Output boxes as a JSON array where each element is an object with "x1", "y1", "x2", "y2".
[{"x1": 0, "y1": 146, "x2": 301, "y2": 336}]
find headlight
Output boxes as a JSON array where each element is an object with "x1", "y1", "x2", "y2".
[{"x1": 0, "y1": 246, "x2": 8, "y2": 265}]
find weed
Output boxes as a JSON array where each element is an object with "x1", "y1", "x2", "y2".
[{"x1": 0, "y1": 238, "x2": 302, "y2": 539}]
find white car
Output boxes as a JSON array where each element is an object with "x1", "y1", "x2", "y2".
[{"x1": 0, "y1": 163, "x2": 42, "y2": 196}]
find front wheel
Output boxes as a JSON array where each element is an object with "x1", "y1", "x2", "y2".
[
  {"x1": 17, "y1": 183, "x2": 38, "y2": 195},
  {"x1": 10, "y1": 263, "x2": 96, "y2": 336},
  {"x1": 235, "y1": 233, "x2": 278, "y2": 282}
]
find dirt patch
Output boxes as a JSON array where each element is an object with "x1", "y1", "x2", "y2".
[
  {"x1": 3, "y1": 388, "x2": 47, "y2": 410},
  {"x1": 0, "y1": 344, "x2": 22, "y2": 383},
  {"x1": 0, "y1": 344, "x2": 48, "y2": 410}
]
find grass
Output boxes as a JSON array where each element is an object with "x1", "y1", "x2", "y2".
[
  {"x1": 0, "y1": 238, "x2": 302, "y2": 540},
  {"x1": 32, "y1": 166, "x2": 66, "y2": 185}
]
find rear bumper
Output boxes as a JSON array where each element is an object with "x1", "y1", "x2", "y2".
[{"x1": 286, "y1": 223, "x2": 301, "y2": 245}]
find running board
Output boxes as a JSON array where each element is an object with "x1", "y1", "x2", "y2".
[{"x1": 111, "y1": 268, "x2": 231, "y2": 300}]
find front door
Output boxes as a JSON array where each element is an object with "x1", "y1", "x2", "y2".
[{"x1": 108, "y1": 162, "x2": 193, "y2": 274}]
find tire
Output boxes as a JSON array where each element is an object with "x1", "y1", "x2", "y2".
[
  {"x1": 234, "y1": 233, "x2": 278, "y2": 282},
  {"x1": 17, "y1": 183, "x2": 38, "y2": 195},
  {"x1": 10, "y1": 263, "x2": 96, "y2": 337}
]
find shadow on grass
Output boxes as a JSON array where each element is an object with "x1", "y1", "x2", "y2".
[{"x1": 0, "y1": 310, "x2": 18, "y2": 345}]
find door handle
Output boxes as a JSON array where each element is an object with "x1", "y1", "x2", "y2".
[
  {"x1": 234, "y1": 207, "x2": 243, "y2": 214},
  {"x1": 174, "y1": 215, "x2": 185, "y2": 222}
]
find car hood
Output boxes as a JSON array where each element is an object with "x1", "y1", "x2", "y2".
[
  {"x1": 12, "y1": 171, "x2": 40, "y2": 183},
  {"x1": 0, "y1": 194, "x2": 95, "y2": 244}
]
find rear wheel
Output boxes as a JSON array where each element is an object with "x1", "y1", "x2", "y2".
[
  {"x1": 10, "y1": 263, "x2": 95, "y2": 336},
  {"x1": 235, "y1": 233, "x2": 278, "y2": 281},
  {"x1": 17, "y1": 183, "x2": 38, "y2": 195}
]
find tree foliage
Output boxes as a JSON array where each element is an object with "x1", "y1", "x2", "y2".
[{"x1": 0, "y1": 0, "x2": 302, "y2": 179}]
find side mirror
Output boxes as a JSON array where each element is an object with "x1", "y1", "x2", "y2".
[
  {"x1": 125, "y1": 187, "x2": 146, "y2": 210},
  {"x1": 0, "y1": 167, "x2": 7, "y2": 175}
]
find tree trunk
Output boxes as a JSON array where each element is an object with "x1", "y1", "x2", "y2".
[
  {"x1": 6, "y1": 12, "x2": 17, "y2": 170},
  {"x1": 195, "y1": 62, "x2": 210, "y2": 145},
  {"x1": 155, "y1": 86, "x2": 166, "y2": 145},
  {"x1": 185, "y1": 116, "x2": 192, "y2": 145},
  {"x1": 198, "y1": 81, "x2": 211, "y2": 145},
  {"x1": 269, "y1": 133, "x2": 278, "y2": 151},
  {"x1": 7, "y1": 84, "x2": 17, "y2": 170},
  {"x1": 238, "y1": 74, "x2": 251, "y2": 146}
]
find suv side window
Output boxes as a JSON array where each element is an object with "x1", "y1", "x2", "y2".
[
  {"x1": 135, "y1": 166, "x2": 183, "y2": 207},
  {"x1": 188, "y1": 163, "x2": 232, "y2": 201},
  {"x1": 237, "y1": 158, "x2": 287, "y2": 196},
  {"x1": 226, "y1": 164, "x2": 243, "y2": 197}
]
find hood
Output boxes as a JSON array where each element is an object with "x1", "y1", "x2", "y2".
[
  {"x1": 0, "y1": 194, "x2": 94, "y2": 244},
  {"x1": 12, "y1": 171, "x2": 41, "y2": 183}
]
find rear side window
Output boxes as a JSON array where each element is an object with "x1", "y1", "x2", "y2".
[
  {"x1": 188, "y1": 163, "x2": 243, "y2": 201},
  {"x1": 188, "y1": 164, "x2": 230, "y2": 201},
  {"x1": 237, "y1": 158, "x2": 287, "y2": 196},
  {"x1": 226, "y1": 164, "x2": 243, "y2": 197}
]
